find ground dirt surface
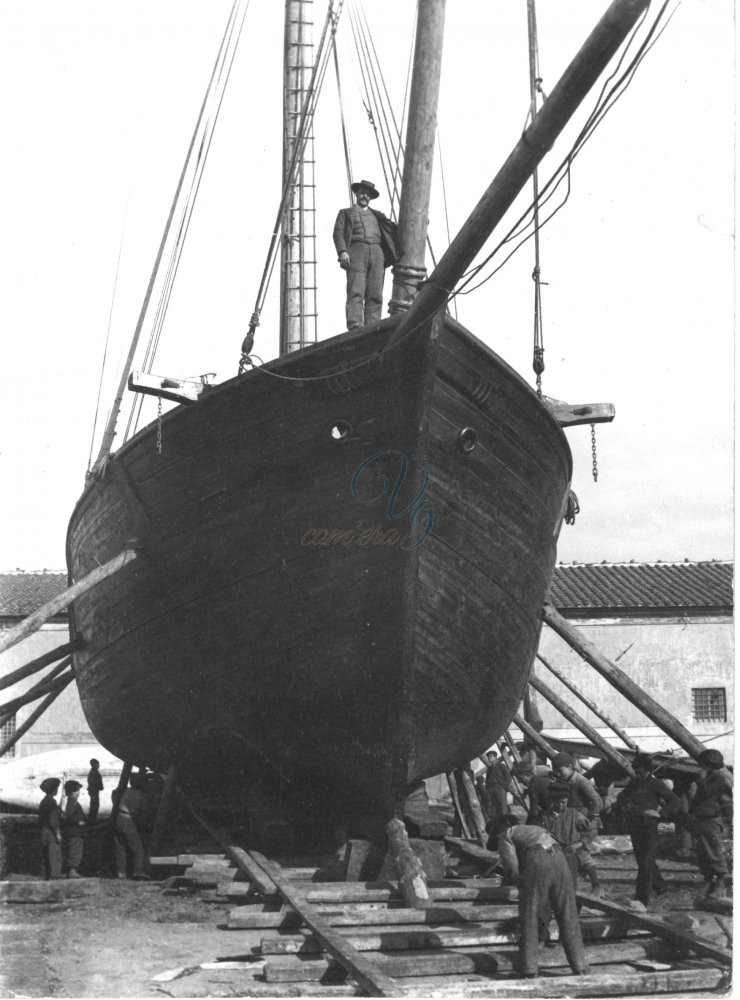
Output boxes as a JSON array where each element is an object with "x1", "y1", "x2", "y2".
[{"x1": 0, "y1": 834, "x2": 732, "y2": 998}]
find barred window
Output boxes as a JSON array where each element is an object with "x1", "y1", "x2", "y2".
[
  {"x1": 692, "y1": 688, "x2": 727, "y2": 723},
  {"x1": 0, "y1": 713, "x2": 16, "y2": 758}
]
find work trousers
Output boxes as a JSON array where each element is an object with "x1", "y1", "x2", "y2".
[
  {"x1": 114, "y1": 814, "x2": 146, "y2": 877},
  {"x1": 628, "y1": 816, "x2": 665, "y2": 905},
  {"x1": 88, "y1": 794, "x2": 99, "y2": 824},
  {"x1": 519, "y1": 845, "x2": 587, "y2": 976},
  {"x1": 41, "y1": 829, "x2": 62, "y2": 880},
  {"x1": 345, "y1": 243, "x2": 384, "y2": 329},
  {"x1": 693, "y1": 816, "x2": 728, "y2": 879},
  {"x1": 64, "y1": 835, "x2": 84, "y2": 872}
]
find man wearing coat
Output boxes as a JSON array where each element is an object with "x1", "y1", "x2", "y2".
[{"x1": 333, "y1": 179, "x2": 400, "y2": 330}]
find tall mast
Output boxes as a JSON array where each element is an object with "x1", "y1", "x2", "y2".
[
  {"x1": 383, "y1": 0, "x2": 652, "y2": 353},
  {"x1": 280, "y1": 0, "x2": 318, "y2": 355},
  {"x1": 388, "y1": 0, "x2": 446, "y2": 315}
]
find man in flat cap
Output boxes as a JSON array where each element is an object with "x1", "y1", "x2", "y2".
[
  {"x1": 616, "y1": 753, "x2": 678, "y2": 907},
  {"x1": 333, "y1": 180, "x2": 400, "y2": 330},
  {"x1": 493, "y1": 814, "x2": 589, "y2": 978},
  {"x1": 62, "y1": 780, "x2": 87, "y2": 878},
  {"x1": 691, "y1": 749, "x2": 732, "y2": 898},
  {"x1": 38, "y1": 777, "x2": 63, "y2": 879}
]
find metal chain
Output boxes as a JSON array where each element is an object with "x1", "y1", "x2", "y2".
[
  {"x1": 156, "y1": 396, "x2": 163, "y2": 455},
  {"x1": 591, "y1": 422, "x2": 598, "y2": 482}
]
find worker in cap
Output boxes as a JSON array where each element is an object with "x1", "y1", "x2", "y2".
[
  {"x1": 493, "y1": 814, "x2": 589, "y2": 978},
  {"x1": 615, "y1": 752, "x2": 679, "y2": 907},
  {"x1": 540, "y1": 782, "x2": 593, "y2": 889},
  {"x1": 87, "y1": 758, "x2": 104, "y2": 825},
  {"x1": 332, "y1": 179, "x2": 401, "y2": 330},
  {"x1": 62, "y1": 780, "x2": 87, "y2": 879},
  {"x1": 551, "y1": 752, "x2": 604, "y2": 894},
  {"x1": 510, "y1": 759, "x2": 552, "y2": 824},
  {"x1": 690, "y1": 748, "x2": 732, "y2": 897},
  {"x1": 552, "y1": 752, "x2": 573, "y2": 769},
  {"x1": 698, "y1": 749, "x2": 724, "y2": 769},
  {"x1": 38, "y1": 777, "x2": 63, "y2": 880},
  {"x1": 482, "y1": 750, "x2": 514, "y2": 825}
]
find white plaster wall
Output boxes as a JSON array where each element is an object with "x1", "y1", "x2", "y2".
[
  {"x1": 533, "y1": 618, "x2": 734, "y2": 762},
  {"x1": 0, "y1": 624, "x2": 96, "y2": 757}
]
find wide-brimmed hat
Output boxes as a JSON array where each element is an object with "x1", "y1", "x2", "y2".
[
  {"x1": 64, "y1": 779, "x2": 82, "y2": 795},
  {"x1": 39, "y1": 777, "x2": 61, "y2": 794},
  {"x1": 351, "y1": 179, "x2": 380, "y2": 200}
]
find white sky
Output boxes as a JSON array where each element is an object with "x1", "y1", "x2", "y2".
[{"x1": 0, "y1": 0, "x2": 734, "y2": 571}]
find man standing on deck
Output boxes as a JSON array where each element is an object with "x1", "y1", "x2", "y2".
[{"x1": 333, "y1": 180, "x2": 400, "y2": 330}]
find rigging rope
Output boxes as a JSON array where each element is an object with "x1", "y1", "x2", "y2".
[
  {"x1": 128, "y1": 0, "x2": 250, "y2": 440},
  {"x1": 241, "y1": 0, "x2": 343, "y2": 367},
  {"x1": 92, "y1": 0, "x2": 251, "y2": 466},
  {"x1": 330, "y1": 9, "x2": 354, "y2": 202},
  {"x1": 450, "y1": 1, "x2": 675, "y2": 302},
  {"x1": 527, "y1": 0, "x2": 546, "y2": 395},
  {"x1": 87, "y1": 203, "x2": 128, "y2": 478}
]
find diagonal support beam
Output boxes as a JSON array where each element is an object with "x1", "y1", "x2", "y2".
[{"x1": 542, "y1": 604, "x2": 709, "y2": 761}]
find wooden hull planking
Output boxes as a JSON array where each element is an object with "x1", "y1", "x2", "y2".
[{"x1": 66, "y1": 314, "x2": 571, "y2": 825}]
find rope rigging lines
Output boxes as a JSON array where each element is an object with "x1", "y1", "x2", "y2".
[
  {"x1": 242, "y1": 0, "x2": 345, "y2": 365},
  {"x1": 94, "y1": 0, "x2": 252, "y2": 464},
  {"x1": 450, "y1": 0, "x2": 678, "y2": 305}
]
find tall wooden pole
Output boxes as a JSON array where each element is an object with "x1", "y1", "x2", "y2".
[
  {"x1": 537, "y1": 653, "x2": 639, "y2": 751},
  {"x1": 280, "y1": 0, "x2": 318, "y2": 353},
  {"x1": 382, "y1": 0, "x2": 650, "y2": 352},
  {"x1": 388, "y1": 0, "x2": 446, "y2": 314},
  {"x1": 513, "y1": 713, "x2": 558, "y2": 760},
  {"x1": 0, "y1": 674, "x2": 74, "y2": 758},
  {"x1": 542, "y1": 604, "x2": 708, "y2": 761},
  {"x1": 529, "y1": 673, "x2": 635, "y2": 777},
  {"x1": 0, "y1": 548, "x2": 138, "y2": 658}
]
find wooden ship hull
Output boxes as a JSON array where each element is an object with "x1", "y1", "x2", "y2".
[{"x1": 66, "y1": 311, "x2": 571, "y2": 830}]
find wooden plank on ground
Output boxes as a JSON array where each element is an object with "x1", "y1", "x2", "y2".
[
  {"x1": 259, "y1": 914, "x2": 643, "y2": 954},
  {"x1": 695, "y1": 896, "x2": 732, "y2": 915},
  {"x1": 250, "y1": 851, "x2": 398, "y2": 997},
  {"x1": 218, "y1": 880, "x2": 519, "y2": 904},
  {"x1": 397, "y1": 965, "x2": 728, "y2": 997},
  {"x1": 575, "y1": 892, "x2": 732, "y2": 965},
  {"x1": 264, "y1": 939, "x2": 666, "y2": 983},
  {"x1": 229, "y1": 903, "x2": 521, "y2": 929}
]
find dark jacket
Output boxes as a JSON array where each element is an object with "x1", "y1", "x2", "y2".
[
  {"x1": 333, "y1": 207, "x2": 403, "y2": 268},
  {"x1": 617, "y1": 775, "x2": 679, "y2": 821}
]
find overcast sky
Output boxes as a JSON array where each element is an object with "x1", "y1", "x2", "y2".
[{"x1": 0, "y1": 0, "x2": 733, "y2": 571}]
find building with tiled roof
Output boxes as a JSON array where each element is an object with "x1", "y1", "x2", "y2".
[
  {"x1": 0, "y1": 571, "x2": 68, "y2": 623},
  {"x1": 548, "y1": 560, "x2": 733, "y2": 618}
]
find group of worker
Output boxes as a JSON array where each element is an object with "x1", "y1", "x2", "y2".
[
  {"x1": 38, "y1": 760, "x2": 151, "y2": 881},
  {"x1": 478, "y1": 745, "x2": 732, "y2": 977}
]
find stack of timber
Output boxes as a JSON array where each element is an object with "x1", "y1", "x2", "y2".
[{"x1": 153, "y1": 849, "x2": 731, "y2": 997}]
